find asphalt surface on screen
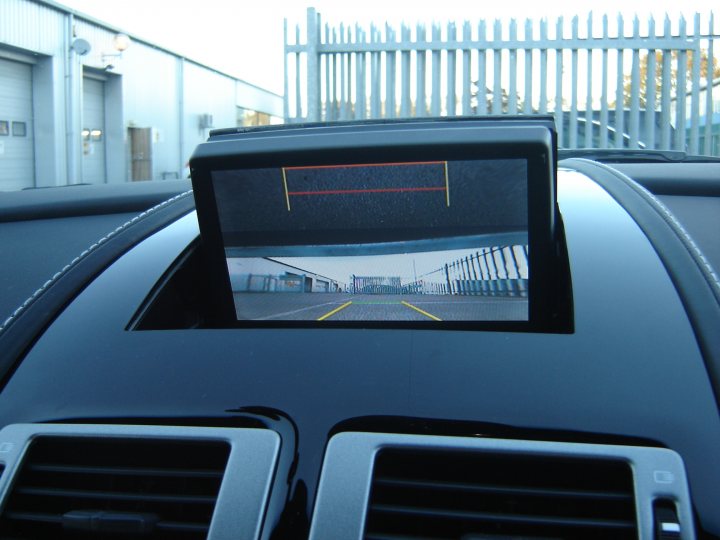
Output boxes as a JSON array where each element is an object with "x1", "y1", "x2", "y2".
[{"x1": 233, "y1": 293, "x2": 528, "y2": 322}]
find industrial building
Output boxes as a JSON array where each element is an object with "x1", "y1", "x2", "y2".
[
  {"x1": 227, "y1": 258, "x2": 343, "y2": 294},
  {"x1": 0, "y1": 0, "x2": 282, "y2": 190}
]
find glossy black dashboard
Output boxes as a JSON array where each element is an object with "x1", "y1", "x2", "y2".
[{"x1": 0, "y1": 152, "x2": 719, "y2": 539}]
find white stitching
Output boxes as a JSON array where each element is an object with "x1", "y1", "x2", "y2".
[
  {"x1": 571, "y1": 159, "x2": 720, "y2": 299},
  {"x1": 0, "y1": 190, "x2": 194, "y2": 335},
  {"x1": 646, "y1": 188, "x2": 720, "y2": 292}
]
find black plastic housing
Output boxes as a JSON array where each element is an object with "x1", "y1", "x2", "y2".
[{"x1": 190, "y1": 117, "x2": 570, "y2": 332}]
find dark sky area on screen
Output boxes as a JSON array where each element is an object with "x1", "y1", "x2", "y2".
[{"x1": 211, "y1": 159, "x2": 528, "y2": 244}]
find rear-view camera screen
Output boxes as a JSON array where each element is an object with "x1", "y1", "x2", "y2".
[{"x1": 212, "y1": 159, "x2": 529, "y2": 322}]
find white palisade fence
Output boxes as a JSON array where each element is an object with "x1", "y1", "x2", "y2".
[{"x1": 285, "y1": 8, "x2": 720, "y2": 155}]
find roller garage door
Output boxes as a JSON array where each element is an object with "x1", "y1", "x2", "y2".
[
  {"x1": 0, "y1": 58, "x2": 34, "y2": 190},
  {"x1": 82, "y1": 77, "x2": 106, "y2": 184}
]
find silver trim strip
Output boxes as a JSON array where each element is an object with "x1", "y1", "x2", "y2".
[
  {"x1": 0, "y1": 423, "x2": 280, "y2": 540},
  {"x1": 309, "y1": 432, "x2": 695, "y2": 540}
]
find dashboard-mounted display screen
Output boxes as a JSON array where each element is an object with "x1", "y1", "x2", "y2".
[{"x1": 190, "y1": 118, "x2": 564, "y2": 330}]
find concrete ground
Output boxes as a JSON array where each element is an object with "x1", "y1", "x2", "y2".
[{"x1": 233, "y1": 292, "x2": 527, "y2": 322}]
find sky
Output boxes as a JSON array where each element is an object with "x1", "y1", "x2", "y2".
[{"x1": 55, "y1": 0, "x2": 718, "y2": 96}]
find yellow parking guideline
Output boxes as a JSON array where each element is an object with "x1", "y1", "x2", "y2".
[
  {"x1": 317, "y1": 301, "x2": 353, "y2": 321},
  {"x1": 444, "y1": 161, "x2": 450, "y2": 206},
  {"x1": 401, "y1": 301, "x2": 442, "y2": 321},
  {"x1": 281, "y1": 167, "x2": 291, "y2": 211}
]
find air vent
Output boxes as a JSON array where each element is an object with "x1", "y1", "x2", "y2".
[
  {"x1": 364, "y1": 449, "x2": 637, "y2": 540},
  {"x1": 0, "y1": 436, "x2": 230, "y2": 540}
]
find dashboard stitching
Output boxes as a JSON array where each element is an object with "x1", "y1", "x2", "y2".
[
  {"x1": 569, "y1": 159, "x2": 720, "y2": 300},
  {"x1": 0, "y1": 190, "x2": 195, "y2": 335},
  {"x1": 634, "y1": 181, "x2": 720, "y2": 292}
]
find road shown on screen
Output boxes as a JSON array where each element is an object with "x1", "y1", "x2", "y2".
[{"x1": 233, "y1": 292, "x2": 528, "y2": 322}]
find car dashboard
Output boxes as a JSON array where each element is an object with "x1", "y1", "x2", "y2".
[{"x1": 0, "y1": 125, "x2": 718, "y2": 540}]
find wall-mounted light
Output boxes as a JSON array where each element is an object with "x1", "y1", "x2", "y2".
[
  {"x1": 102, "y1": 33, "x2": 131, "y2": 69},
  {"x1": 112, "y1": 33, "x2": 131, "y2": 52}
]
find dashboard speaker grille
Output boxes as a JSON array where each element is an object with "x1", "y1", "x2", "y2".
[
  {"x1": 364, "y1": 449, "x2": 637, "y2": 540},
  {"x1": 0, "y1": 436, "x2": 230, "y2": 540}
]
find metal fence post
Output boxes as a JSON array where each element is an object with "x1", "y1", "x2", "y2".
[
  {"x1": 675, "y1": 17, "x2": 688, "y2": 151},
  {"x1": 554, "y1": 17, "x2": 564, "y2": 146},
  {"x1": 569, "y1": 16, "x2": 579, "y2": 148},
  {"x1": 477, "y1": 20, "x2": 487, "y2": 115},
  {"x1": 307, "y1": 8, "x2": 321, "y2": 122},
  {"x1": 704, "y1": 13, "x2": 715, "y2": 156},
  {"x1": 629, "y1": 16, "x2": 641, "y2": 148},
  {"x1": 600, "y1": 15, "x2": 609, "y2": 148},
  {"x1": 584, "y1": 13, "x2": 593, "y2": 149},
  {"x1": 646, "y1": 17, "x2": 657, "y2": 150},
  {"x1": 524, "y1": 18, "x2": 534, "y2": 115},
  {"x1": 689, "y1": 13, "x2": 702, "y2": 154},
  {"x1": 615, "y1": 14, "x2": 625, "y2": 148}
]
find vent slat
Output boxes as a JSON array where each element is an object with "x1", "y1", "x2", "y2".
[
  {"x1": 15, "y1": 486, "x2": 216, "y2": 505},
  {"x1": 27, "y1": 463, "x2": 224, "y2": 479},
  {"x1": 149, "y1": 521, "x2": 210, "y2": 533},
  {"x1": 0, "y1": 436, "x2": 230, "y2": 540},
  {"x1": 365, "y1": 449, "x2": 637, "y2": 540},
  {"x1": 4, "y1": 512, "x2": 62, "y2": 524},
  {"x1": 370, "y1": 503, "x2": 636, "y2": 530},
  {"x1": 374, "y1": 476, "x2": 633, "y2": 501},
  {"x1": 6, "y1": 512, "x2": 210, "y2": 533}
]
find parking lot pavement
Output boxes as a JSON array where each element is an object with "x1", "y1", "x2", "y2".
[{"x1": 234, "y1": 293, "x2": 527, "y2": 321}]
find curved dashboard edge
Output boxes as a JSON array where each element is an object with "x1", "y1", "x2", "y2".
[
  {"x1": 0, "y1": 192, "x2": 197, "y2": 388},
  {"x1": 561, "y1": 158, "x2": 720, "y2": 411}
]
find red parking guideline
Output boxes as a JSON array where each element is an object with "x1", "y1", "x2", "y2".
[
  {"x1": 287, "y1": 186, "x2": 447, "y2": 196},
  {"x1": 281, "y1": 161, "x2": 450, "y2": 209}
]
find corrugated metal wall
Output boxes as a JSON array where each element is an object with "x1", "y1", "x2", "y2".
[
  {"x1": 0, "y1": 58, "x2": 34, "y2": 190},
  {"x1": 184, "y1": 61, "x2": 237, "y2": 148},
  {"x1": 0, "y1": 0, "x2": 282, "y2": 188},
  {"x1": 0, "y1": 0, "x2": 64, "y2": 56}
]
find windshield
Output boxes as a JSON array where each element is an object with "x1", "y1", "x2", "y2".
[{"x1": 0, "y1": 1, "x2": 718, "y2": 191}]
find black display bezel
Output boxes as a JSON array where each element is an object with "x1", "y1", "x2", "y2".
[{"x1": 190, "y1": 118, "x2": 565, "y2": 331}]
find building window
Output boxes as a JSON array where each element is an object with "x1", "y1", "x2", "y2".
[
  {"x1": 238, "y1": 107, "x2": 270, "y2": 127},
  {"x1": 0, "y1": 121, "x2": 8, "y2": 136},
  {"x1": 11, "y1": 122, "x2": 26, "y2": 137},
  {"x1": 237, "y1": 107, "x2": 282, "y2": 127}
]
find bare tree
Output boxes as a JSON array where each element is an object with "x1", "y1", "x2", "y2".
[{"x1": 619, "y1": 50, "x2": 720, "y2": 108}]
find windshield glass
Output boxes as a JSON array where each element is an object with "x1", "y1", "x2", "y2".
[{"x1": 0, "y1": 1, "x2": 718, "y2": 191}]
